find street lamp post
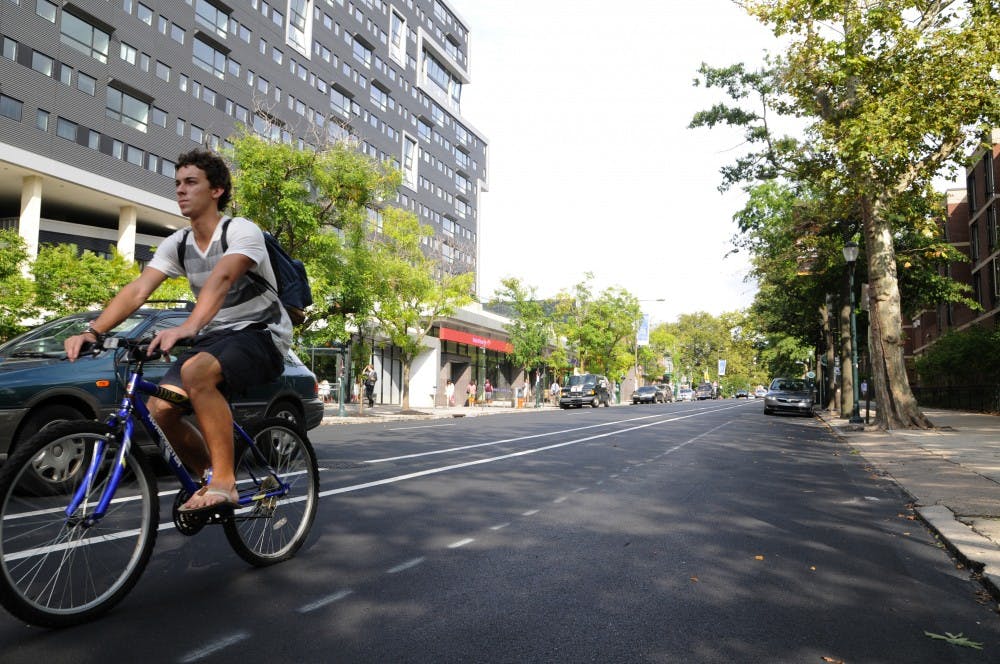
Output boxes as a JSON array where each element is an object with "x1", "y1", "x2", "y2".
[{"x1": 842, "y1": 241, "x2": 864, "y2": 424}]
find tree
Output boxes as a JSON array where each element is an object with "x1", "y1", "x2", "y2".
[
  {"x1": 553, "y1": 275, "x2": 640, "y2": 380},
  {"x1": 695, "y1": 1, "x2": 1000, "y2": 428},
  {"x1": 491, "y1": 278, "x2": 551, "y2": 389},
  {"x1": 369, "y1": 207, "x2": 474, "y2": 410},
  {"x1": 0, "y1": 230, "x2": 35, "y2": 341},
  {"x1": 226, "y1": 130, "x2": 400, "y2": 344},
  {"x1": 31, "y1": 244, "x2": 138, "y2": 315}
]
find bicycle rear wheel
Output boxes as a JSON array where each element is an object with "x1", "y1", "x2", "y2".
[
  {"x1": 0, "y1": 422, "x2": 158, "y2": 628},
  {"x1": 224, "y1": 418, "x2": 318, "y2": 566}
]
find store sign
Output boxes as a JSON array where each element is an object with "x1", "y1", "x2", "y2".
[{"x1": 439, "y1": 326, "x2": 514, "y2": 353}]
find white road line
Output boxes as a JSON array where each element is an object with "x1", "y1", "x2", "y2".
[
  {"x1": 387, "y1": 557, "x2": 426, "y2": 574},
  {"x1": 177, "y1": 631, "x2": 251, "y2": 663},
  {"x1": 522, "y1": 509, "x2": 539, "y2": 516},
  {"x1": 321, "y1": 407, "x2": 742, "y2": 501},
  {"x1": 297, "y1": 589, "x2": 353, "y2": 612},
  {"x1": 364, "y1": 406, "x2": 743, "y2": 464},
  {"x1": 448, "y1": 538, "x2": 474, "y2": 549},
  {"x1": 490, "y1": 522, "x2": 510, "y2": 530},
  {"x1": 387, "y1": 423, "x2": 457, "y2": 431},
  {"x1": 553, "y1": 496, "x2": 567, "y2": 504}
]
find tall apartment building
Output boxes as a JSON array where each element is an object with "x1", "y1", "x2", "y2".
[{"x1": 0, "y1": 0, "x2": 487, "y2": 287}]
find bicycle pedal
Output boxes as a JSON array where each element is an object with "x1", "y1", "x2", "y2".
[{"x1": 172, "y1": 490, "x2": 206, "y2": 536}]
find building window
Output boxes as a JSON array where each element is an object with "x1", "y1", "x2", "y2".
[
  {"x1": 77, "y1": 71, "x2": 96, "y2": 95},
  {"x1": 389, "y1": 9, "x2": 406, "y2": 63},
  {"x1": 60, "y1": 11, "x2": 111, "y2": 63},
  {"x1": 156, "y1": 61, "x2": 171, "y2": 81},
  {"x1": 195, "y1": 0, "x2": 228, "y2": 39},
  {"x1": 0, "y1": 93, "x2": 23, "y2": 121},
  {"x1": 193, "y1": 37, "x2": 227, "y2": 79},
  {"x1": 286, "y1": 0, "x2": 312, "y2": 54},
  {"x1": 402, "y1": 135, "x2": 418, "y2": 189},
  {"x1": 120, "y1": 42, "x2": 137, "y2": 65},
  {"x1": 151, "y1": 106, "x2": 167, "y2": 128},
  {"x1": 2, "y1": 37, "x2": 15, "y2": 61},
  {"x1": 35, "y1": 0, "x2": 56, "y2": 22},
  {"x1": 330, "y1": 87, "x2": 351, "y2": 117},
  {"x1": 106, "y1": 86, "x2": 149, "y2": 132},
  {"x1": 137, "y1": 3, "x2": 153, "y2": 25},
  {"x1": 56, "y1": 116, "x2": 77, "y2": 141},
  {"x1": 36, "y1": 108, "x2": 49, "y2": 131},
  {"x1": 988, "y1": 204, "x2": 998, "y2": 253},
  {"x1": 353, "y1": 37, "x2": 372, "y2": 66},
  {"x1": 971, "y1": 221, "x2": 980, "y2": 262},
  {"x1": 370, "y1": 84, "x2": 388, "y2": 111},
  {"x1": 170, "y1": 24, "x2": 185, "y2": 45},
  {"x1": 987, "y1": 151, "x2": 996, "y2": 195},
  {"x1": 30, "y1": 51, "x2": 53, "y2": 76}
]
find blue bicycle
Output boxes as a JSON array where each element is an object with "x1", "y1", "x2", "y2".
[{"x1": 0, "y1": 336, "x2": 319, "y2": 627}]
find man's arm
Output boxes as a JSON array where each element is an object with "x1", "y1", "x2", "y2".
[
  {"x1": 65, "y1": 267, "x2": 168, "y2": 361},
  {"x1": 146, "y1": 253, "x2": 255, "y2": 353}
]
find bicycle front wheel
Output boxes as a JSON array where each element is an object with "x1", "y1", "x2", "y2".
[
  {"x1": 0, "y1": 422, "x2": 158, "y2": 628},
  {"x1": 224, "y1": 418, "x2": 318, "y2": 566}
]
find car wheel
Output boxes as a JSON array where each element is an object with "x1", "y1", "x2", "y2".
[
  {"x1": 591, "y1": 397, "x2": 600, "y2": 408},
  {"x1": 266, "y1": 399, "x2": 302, "y2": 427},
  {"x1": 17, "y1": 404, "x2": 88, "y2": 494},
  {"x1": 764, "y1": 407, "x2": 773, "y2": 415}
]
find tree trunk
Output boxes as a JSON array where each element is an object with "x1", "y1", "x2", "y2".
[
  {"x1": 820, "y1": 296, "x2": 837, "y2": 411},
  {"x1": 838, "y1": 284, "x2": 854, "y2": 419},
  {"x1": 861, "y1": 197, "x2": 933, "y2": 429},
  {"x1": 401, "y1": 360, "x2": 411, "y2": 410}
]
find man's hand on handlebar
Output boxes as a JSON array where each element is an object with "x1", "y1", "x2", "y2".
[{"x1": 146, "y1": 324, "x2": 199, "y2": 356}]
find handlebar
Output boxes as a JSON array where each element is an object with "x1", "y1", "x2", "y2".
[{"x1": 81, "y1": 335, "x2": 194, "y2": 363}]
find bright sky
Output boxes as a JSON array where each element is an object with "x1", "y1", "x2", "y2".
[{"x1": 457, "y1": 0, "x2": 782, "y2": 325}]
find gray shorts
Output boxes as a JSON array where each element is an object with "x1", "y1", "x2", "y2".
[{"x1": 160, "y1": 326, "x2": 283, "y2": 397}]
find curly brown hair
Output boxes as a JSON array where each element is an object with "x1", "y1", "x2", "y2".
[{"x1": 176, "y1": 149, "x2": 232, "y2": 211}]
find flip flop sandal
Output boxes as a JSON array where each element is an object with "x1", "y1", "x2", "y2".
[{"x1": 178, "y1": 486, "x2": 239, "y2": 516}]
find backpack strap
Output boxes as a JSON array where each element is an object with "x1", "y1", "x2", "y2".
[{"x1": 176, "y1": 216, "x2": 232, "y2": 268}]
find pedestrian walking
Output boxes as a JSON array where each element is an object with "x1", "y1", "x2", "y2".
[
  {"x1": 445, "y1": 379, "x2": 455, "y2": 406},
  {"x1": 363, "y1": 364, "x2": 377, "y2": 407},
  {"x1": 484, "y1": 379, "x2": 493, "y2": 404},
  {"x1": 550, "y1": 379, "x2": 561, "y2": 406}
]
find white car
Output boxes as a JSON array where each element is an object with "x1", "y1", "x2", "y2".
[{"x1": 678, "y1": 388, "x2": 694, "y2": 402}]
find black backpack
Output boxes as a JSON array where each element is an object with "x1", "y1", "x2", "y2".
[{"x1": 178, "y1": 217, "x2": 313, "y2": 325}]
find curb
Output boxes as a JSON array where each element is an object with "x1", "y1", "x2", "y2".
[{"x1": 818, "y1": 411, "x2": 1000, "y2": 604}]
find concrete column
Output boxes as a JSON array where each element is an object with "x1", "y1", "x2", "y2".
[
  {"x1": 18, "y1": 175, "x2": 42, "y2": 267},
  {"x1": 117, "y1": 205, "x2": 137, "y2": 263}
]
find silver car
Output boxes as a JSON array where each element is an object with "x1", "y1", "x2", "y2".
[{"x1": 763, "y1": 378, "x2": 815, "y2": 416}]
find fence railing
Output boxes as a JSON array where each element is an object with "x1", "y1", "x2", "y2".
[{"x1": 912, "y1": 385, "x2": 1000, "y2": 414}]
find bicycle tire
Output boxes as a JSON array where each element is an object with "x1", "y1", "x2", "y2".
[
  {"x1": 224, "y1": 418, "x2": 318, "y2": 567},
  {"x1": 0, "y1": 421, "x2": 158, "y2": 628}
]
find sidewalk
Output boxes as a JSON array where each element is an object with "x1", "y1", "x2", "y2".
[{"x1": 817, "y1": 408, "x2": 1000, "y2": 600}]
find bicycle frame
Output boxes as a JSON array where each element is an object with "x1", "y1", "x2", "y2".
[{"x1": 67, "y1": 342, "x2": 289, "y2": 523}]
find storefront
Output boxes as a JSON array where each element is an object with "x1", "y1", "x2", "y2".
[{"x1": 437, "y1": 326, "x2": 516, "y2": 406}]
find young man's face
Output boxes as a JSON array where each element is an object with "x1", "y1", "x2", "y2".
[{"x1": 175, "y1": 164, "x2": 223, "y2": 219}]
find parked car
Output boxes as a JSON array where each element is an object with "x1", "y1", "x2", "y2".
[
  {"x1": 695, "y1": 383, "x2": 715, "y2": 400},
  {"x1": 763, "y1": 377, "x2": 815, "y2": 416},
  {"x1": 678, "y1": 387, "x2": 694, "y2": 402},
  {"x1": 632, "y1": 385, "x2": 662, "y2": 404},
  {"x1": 655, "y1": 384, "x2": 674, "y2": 403},
  {"x1": 560, "y1": 373, "x2": 612, "y2": 408},
  {"x1": 754, "y1": 386, "x2": 768, "y2": 399},
  {"x1": 735, "y1": 389, "x2": 749, "y2": 399},
  {"x1": 0, "y1": 306, "x2": 324, "y2": 491}
]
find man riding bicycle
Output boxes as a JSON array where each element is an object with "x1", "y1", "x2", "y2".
[{"x1": 65, "y1": 149, "x2": 292, "y2": 515}]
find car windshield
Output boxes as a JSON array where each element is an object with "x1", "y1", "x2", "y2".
[
  {"x1": 638, "y1": 386, "x2": 655, "y2": 393},
  {"x1": 771, "y1": 379, "x2": 807, "y2": 391},
  {"x1": 0, "y1": 314, "x2": 150, "y2": 357},
  {"x1": 568, "y1": 375, "x2": 595, "y2": 387}
]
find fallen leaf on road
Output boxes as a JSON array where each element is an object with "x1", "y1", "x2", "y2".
[
  {"x1": 810, "y1": 566, "x2": 817, "y2": 571},
  {"x1": 924, "y1": 631, "x2": 984, "y2": 650},
  {"x1": 690, "y1": 576, "x2": 699, "y2": 583},
  {"x1": 754, "y1": 555, "x2": 765, "y2": 561},
  {"x1": 821, "y1": 657, "x2": 845, "y2": 664}
]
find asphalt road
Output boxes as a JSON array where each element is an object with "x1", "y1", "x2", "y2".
[{"x1": 2, "y1": 400, "x2": 999, "y2": 663}]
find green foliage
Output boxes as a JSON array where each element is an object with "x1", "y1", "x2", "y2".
[
  {"x1": 0, "y1": 231, "x2": 34, "y2": 341},
  {"x1": 31, "y1": 244, "x2": 138, "y2": 315},
  {"x1": 552, "y1": 274, "x2": 640, "y2": 378},
  {"x1": 491, "y1": 278, "x2": 550, "y2": 375},
  {"x1": 369, "y1": 206, "x2": 473, "y2": 376},
  {"x1": 914, "y1": 325, "x2": 1000, "y2": 387}
]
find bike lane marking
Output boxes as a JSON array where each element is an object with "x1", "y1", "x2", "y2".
[{"x1": 319, "y1": 404, "x2": 745, "y2": 500}]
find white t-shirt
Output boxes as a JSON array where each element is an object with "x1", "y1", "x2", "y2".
[{"x1": 147, "y1": 216, "x2": 292, "y2": 355}]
